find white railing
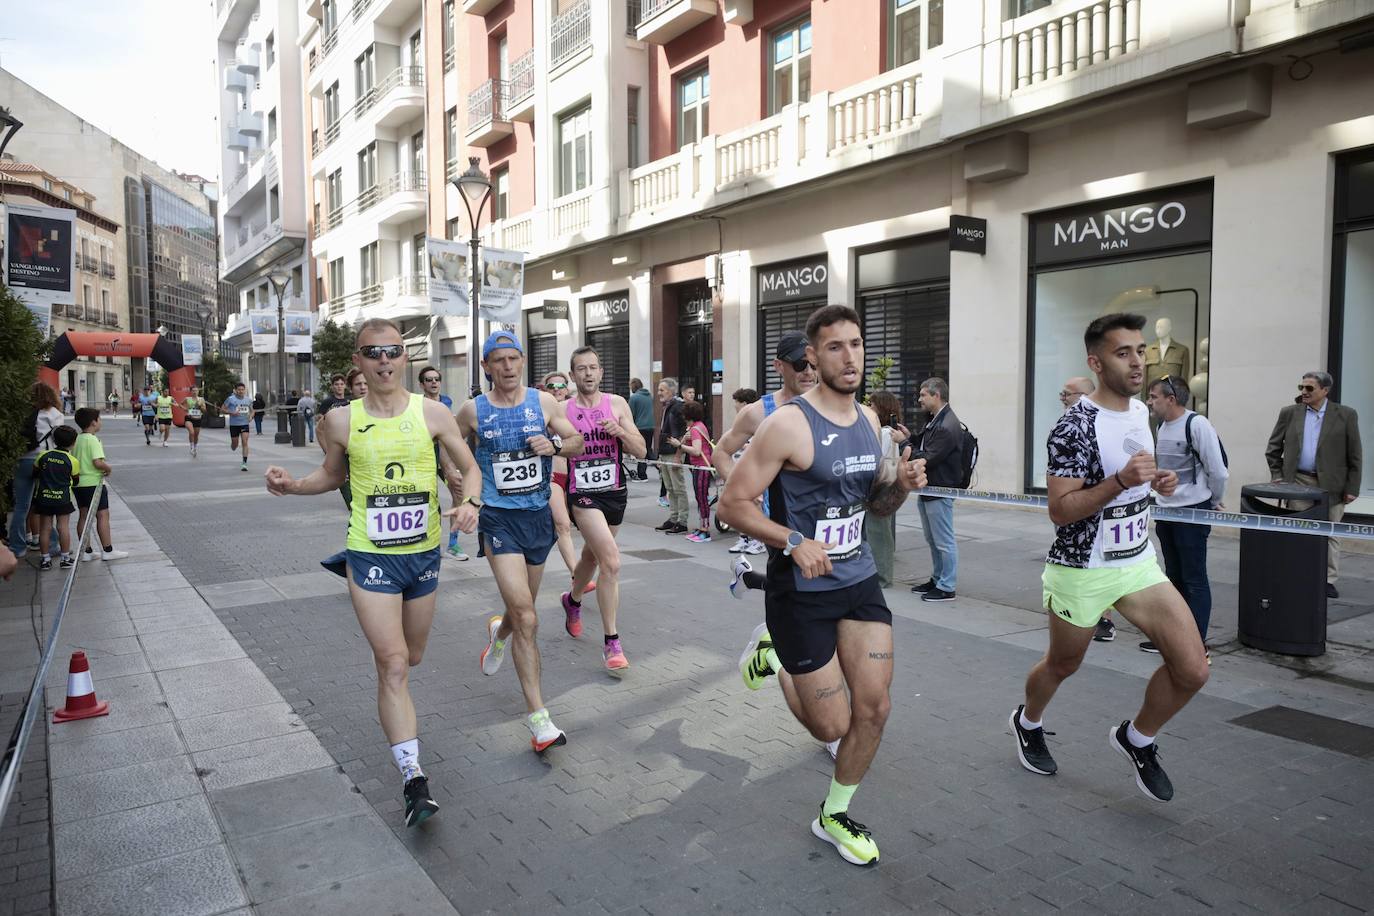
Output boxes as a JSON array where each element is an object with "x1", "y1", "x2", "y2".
[
  {"x1": 716, "y1": 113, "x2": 783, "y2": 185},
  {"x1": 506, "y1": 49, "x2": 534, "y2": 109},
  {"x1": 629, "y1": 155, "x2": 684, "y2": 213},
  {"x1": 552, "y1": 188, "x2": 593, "y2": 237},
  {"x1": 498, "y1": 214, "x2": 534, "y2": 251},
  {"x1": 828, "y1": 61, "x2": 923, "y2": 154},
  {"x1": 1001, "y1": 0, "x2": 1141, "y2": 95},
  {"x1": 550, "y1": 0, "x2": 591, "y2": 69}
]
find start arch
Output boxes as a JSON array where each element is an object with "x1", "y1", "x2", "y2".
[{"x1": 40, "y1": 332, "x2": 197, "y2": 425}]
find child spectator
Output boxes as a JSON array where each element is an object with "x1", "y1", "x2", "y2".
[
  {"x1": 32, "y1": 425, "x2": 80, "y2": 571},
  {"x1": 679, "y1": 400, "x2": 715, "y2": 543},
  {"x1": 73, "y1": 408, "x2": 129, "y2": 563}
]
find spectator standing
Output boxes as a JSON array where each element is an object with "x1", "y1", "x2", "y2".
[
  {"x1": 1146, "y1": 376, "x2": 1227, "y2": 655},
  {"x1": 10, "y1": 383, "x2": 64, "y2": 558},
  {"x1": 677, "y1": 400, "x2": 715, "y2": 542},
  {"x1": 655, "y1": 378, "x2": 689, "y2": 533},
  {"x1": 32, "y1": 425, "x2": 81, "y2": 571},
  {"x1": 72, "y1": 408, "x2": 129, "y2": 562},
  {"x1": 912, "y1": 377, "x2": 962, "y2": 602},
  {"x1": 628, "y1": 378, "x2": 656, "y2": 481},
  {"x1": 108, "y1": 390, "x2": 120, "y2": 415},
  {"x1": 1265, "y1": 371, "x2": 1362, "y2": 598},
  {"x1": 867, "y1": 390, "x2": 910, "y2": 588},
  {"x1": 1059, "y1": 376, "x2": 1095, "y2": 411},
  {"x1": 252, "y1": 392, "x2": 267, "y2": 435},
  {"x1": 296, "y1": 389, "x2": 318, "y2": 443}
]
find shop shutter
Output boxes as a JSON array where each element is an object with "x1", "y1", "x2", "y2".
[
  {"x1": 528, "y1": 332, "x2": 558, "y2": 386},
  {"x1": 758, "y1": 300, "x2": 820, "y2": 394},
  {"x1": 859, "y1": 285, "x2": 949, "y2": 422},
  {"x1": 586, "y1": 327, "x2": 630, "y2": 398}
]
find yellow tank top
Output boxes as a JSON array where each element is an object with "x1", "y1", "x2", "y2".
[{"x1": 345, "y1": 393, "x2": 441, "y2": 553}]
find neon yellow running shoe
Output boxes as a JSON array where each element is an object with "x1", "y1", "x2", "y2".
[
  {"x1": 738, "y1": 622, "x2": 778, "y2": 690},
  {"x1": 812, "y1": 806, "x2": 879, "y2": 866}
]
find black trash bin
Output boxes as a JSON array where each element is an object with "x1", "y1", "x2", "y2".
[
  {"x1": 290, "y1": 408, "x2": 306, "y2": 447},
  {"x1": 1237, "y1": 482, "x2": 1328, "y2": 656}
]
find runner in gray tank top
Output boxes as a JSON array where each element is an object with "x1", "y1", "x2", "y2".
[{"x1": 718, "y1": 305, "x2": 928, "y2": 868}]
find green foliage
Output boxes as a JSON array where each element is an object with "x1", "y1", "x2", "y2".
[
  {"x1": 198, "y1": 352, "x2": 238, "y2": 415},
  {"x1": 313, "y1": 319, "x2": 355, "y2": 391},
  {"x1": 863, "y1": 356, "x2": 894, "y2": 406},
  {"x1": 0, "y1": 285, "x2": 50, "y2": 512}
]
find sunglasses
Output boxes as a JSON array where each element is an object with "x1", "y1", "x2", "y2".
[
  {"x1": 787, "y1": 358, "x2": 812, "y2": 373},
  {"x1": 420, "y1": 375, "x2": 441, "y2": 383},
  {"x1": 547, "y1": 382, "x2": 568, "y2": 391},
  {"x1": 1297, "y1": 384, "x2": 1317, "y2": 393},
  {"x1": 357, "y1": 344, "x2": 404, "y2": 360},
  {"x1": 1156, "y1": 376, "x2": 1179, "y2": 401}
]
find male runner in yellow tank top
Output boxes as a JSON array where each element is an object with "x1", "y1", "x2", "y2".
[{"x1": 265, "y1": 319, "x2": 480, "y2": 827}]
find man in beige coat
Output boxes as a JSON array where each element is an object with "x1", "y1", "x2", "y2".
[{"x1": 1265, "y1": 371, "x2": 1363, "y2": 598}]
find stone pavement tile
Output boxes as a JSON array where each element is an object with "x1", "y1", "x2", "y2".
[
  {"x1": 130, "y1": 603, "x2": 224, "y2": 634},
  {"x1": 228, "y1": 811, "x2": 410, "y2": 900},
  {"x1": 155, "y1": 657, "x2": 282, "y2": 719},
  {"x1": 193, "y1": 730, "x2": 337, "y2": 791},
  {"x1": 56, "y1": 615, "x2": 137, "y2": 642},
  {"x1": 43, "y1": 642, "x2": 150, "y2": 686},
  {"x1": 55, "y1": 844, "x2": 247, "y2": 916},
  {"x1": 124, "y1": 595, "x2": 215, "y2": 619},
  {"x1": 53, "y1": 795, "x2": 220, "y2": 880},
  {"x1": 178, "y1": 700, "x2": 307, "y2": 752},
  {"x1": 139, "y1": 623, "x2": 248, "y2": 671},
  {"x1": 198, "y1": 579, "x2": 288, "y2": 610},
  {"x1": 50, "y1": 754, "x2": 201, "y2": 824},
  {"x1": 254, "y1": 863, "x2": 458, "y2": 916},
  {"x1": 48, "y1": 721, "x2": 183, "y2": 778},
  {"x1": 265, "y1": 571, "x2": 349, "y2": 600},
  {"x1": 210, "y1": 766, "x2": 371, "y2": 839},
  {"x1": 45, "y1": 671, "x2": 173, "y2": 742}
]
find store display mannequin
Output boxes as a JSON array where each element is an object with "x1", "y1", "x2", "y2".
[
  {"x1": 1189, "y1": 337, "x2": 1209, "y2": 415},
  {"x1": 1144, "y1": 317, "x2": 1190, "y2": 396}
]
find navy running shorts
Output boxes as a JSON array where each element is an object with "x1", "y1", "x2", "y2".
[
  {"x1": 478, "y1": 505, "x2": 555, "y2": 565},
  {"x1": 346, "y1": 547, "x2": 441, "y2": 600},
  {"x1": 568, "y1": 488, "x2": 627, "y2": 527}
]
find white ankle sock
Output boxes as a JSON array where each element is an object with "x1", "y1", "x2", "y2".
[
  {"x1": 1126, "y1": 721, "x2": 1154, "y2": 748},
  {"x1": 391, "y1": 738, "x2": 422, "y2": 781},
  {"x1": 1019, "y1": 710, "x2": 1042, "y2": 731}
]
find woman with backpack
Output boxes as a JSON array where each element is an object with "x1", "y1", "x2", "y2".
[{"x1": 9, "y1": 383, "x2": 65, "y2": 559}]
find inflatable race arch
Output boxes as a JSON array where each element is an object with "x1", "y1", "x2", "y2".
[{"x1": 41, "y1": 332, "x2": 196, "y2": 425}]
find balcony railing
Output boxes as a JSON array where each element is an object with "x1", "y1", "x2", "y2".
[
  {"x1": 356, "y1": 66, "x2": 423, "y2": 118},
  {"x1": 77, "y1": 254, "x2": 100, "y2": 273},
  {"x1": 316, "y1": 0, "x2": 376, "y2": 65},
  {"x1": 626, "y1": 0, "x2": 642, "y2": 34},
  {"x1": 357, "y1": 170, "x2": 427, "y2": 212},
  {"x1": 102, "y1": 309, "x2": 119, "y2": 327},
  {"x1": 101, "y1": 263, "x2": 116, "y2": 279},
  {"x1": 507, "y1": 49, "x2": 534, "y2": 109},
  {"x1": 550, "y1": 0, "x2": 591, "y2": 69},
  {"x1": 225, "y1": 149, "x2": 270, "y2": 201},
  {"x1": 443, "y1": 45, "x2": 456, "y2": 73},
  {"x1": 999, "y1": 0, "x2": 1142, "y2": 96},
  {"x1": 446, "y1": 156, "x2": 463, "y2": 182},
  {"x1": 467, "y1": 78, "x2": 504, "y2": 127}
]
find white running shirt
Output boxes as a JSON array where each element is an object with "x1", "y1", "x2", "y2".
[{"x1": 1046, "y1": 396, "x2": 1156, "y2": 570}]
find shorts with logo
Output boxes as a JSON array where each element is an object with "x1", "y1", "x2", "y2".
[
  {"x1": 75, "y1": 485, "x2": 109, "y2": 511},
  {"x1": 568, "y1": 488, "x2": 627, "y2": 527},
  {"x1": 1041, "y1": 558, "x2": 1169, "y2": 629},
  {"x1": 229, "y1": 423, "x2": 250, "y2": 437},
  {"x1": 764, "y1": 574, "x2": 892, "y2": 676},
  {"x1": 477, "y1": 505, "x2": 555, "y2": 565},
  {"x1": 346, "y1": 547, "x2": 441, "y2": 600}
]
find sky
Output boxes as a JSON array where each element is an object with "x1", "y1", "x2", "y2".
[{"x1": 2, "y1": 0, "x2": 221, "y2": 180}]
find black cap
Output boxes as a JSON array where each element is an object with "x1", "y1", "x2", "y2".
[{"x1": 775, "y1": 330, "x2": 808, "y2": 363}]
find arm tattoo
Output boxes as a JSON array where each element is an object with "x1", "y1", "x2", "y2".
[
  {"x1": 814, "y1": 684, "x2": 845, "y2": 700},
  {"x1": 866, "y1": 479, "x2": 910, "y2": 517},
  {"x1": 868, "y1": 651, "x2": 893, "y2": 660}
]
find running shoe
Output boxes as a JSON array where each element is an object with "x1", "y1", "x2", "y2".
[
  {"x1": 240, "y1": 461, "x2": 248, "y2": 472},
  {"x1": 1110, "y1": 721, "x2": 1174, "y2": 802},
  {"x1": 812, "y1": 806, "x2": 879, "y2": 866},
  {"x1": 825, "y1": 739, "x2": 841, "y2": 761},
  {"x1": 527, "y1": 708, "x2": 567, "y2": 753},
  {"x1": 1094, "y1": 618, "x2": 1116, "y2": 642},
  {"x1": 1009, "y1": 705, "x2": 1057, "y2": 776},
  {"x1": 743, "y1": 538, "x2": 766, "y2": 555},
  {"x1": 561, "y1": 591, "x2": 583, "y2": 638},
  {"x1": 654, "y1": 519, "x2": 676, "y2": 531},
  {"x1": 728, "y1": 537, "x2": 749, "y2": 554},
  {"x1": 82, "y1": 550, "x2": 100, "y2": 563},
  {"x1": 100, "y1": 549, "x2": 130, "y2": 561},
  {"x1": 480, "y1": 615, "x2": 507, "y2": 675},
  {"x1": 25, "y1": 535, "x2": 39, "y2": 549},
  {"x1": 584, "y1": 580, "x2": 596, "y2": 593},
  {"x1": 921, "y1": 589, "x2": 956, "y2": 602},
  {"x1": 403, "y1": 775, "x2": 439, "y2": 827},
  {"x1": 1139, "y1": 641, "x2": 1160, "y2": 654},
  {"x1": 59, "y1": 553, "x2": 76, "y2": 569},
  {"x1": 729, "y1": 556, "x2": 753, "y2": 600},
  {"x1": 910, "y1": 578, "x2": 936, "y2": 594},
  {"x1": 161, "y1": 441, "x2": 168, "y2": 448},
  {"x1": 739, "y1": 622, "x2": 779, "y2": 690},
  {"x1": 40, "y1": 557, "x2": 53, "y2": 571},
  {"x1": 693, "y1": 530, "x2": 712, "y2": 543},
  {"x1": 657, "y1": 496, "x2": 670, "y2": 508},
  {"x1": 603, "y1": 638, "x2": 629, "y2": 674},
  {"x1": 445, "y1": 542, "x2": 469, "y2": 561}
]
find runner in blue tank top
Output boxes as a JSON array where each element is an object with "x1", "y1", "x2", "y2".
[
  {"x1": 457, "y1": 330, "x2": 585, "y2": 755},
  {"x1": 718, "y1": 305, "x2": 928, "y2": 868}
]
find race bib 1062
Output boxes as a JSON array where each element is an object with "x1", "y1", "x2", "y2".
[
  {"x1": 572, "y1": 458, "x2": 617, "y2": 492},
  {"x1": 365, "y1": 491, "x2": 429, "y2": 547},
  {"x1": 1100, "y1": 496, "x2": 1150, "y2": 561},
  {"x1": 493, "y1": 449, "x2": 544, "y2": 494},
  {"x1": 813, "y1": 504, "x2": 866, "y2": 560}
]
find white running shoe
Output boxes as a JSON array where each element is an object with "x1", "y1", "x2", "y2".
[
  {"x1": 728, "y1": 537, "x2": 748, "y2": 554},
  {"x1": 81, "y1": 550, "x2": 100, "y2": 563},
  {"x1": 526, "y1": 708, "x2": 567, "y2": 753},
  {"x1": 729, "y1": 557, "x2": 753, "y2": 600},
  {"x1": 825, "y1": 739, "x2": 841, "y2": 761},
  {"x1": 100, "y1": 549, "x2": 130, "y2": 561},
  {"x1": 743, "y1": 538, "x2": 767, "y2": 555},
  {"x1": 480, "y1": 616, "x2": 507, "y2": 675}
]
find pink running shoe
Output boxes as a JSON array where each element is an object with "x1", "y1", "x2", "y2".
[
  {"x1": 561, "y1": 591, "x2": 583, "y2": 638},
  {"x1": 604, "y1": 638, "x2": 629, "y2": 675}
]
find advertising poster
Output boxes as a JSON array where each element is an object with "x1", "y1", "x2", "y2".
[
  {"x1": 479, "y1": 247, "x2": 524, "y2": 324},
  {"x1": 23, "y1": 301, "x2": 52, "y2": 337},
  {"x1": 4, "y1": 203, "x2": 76, "y2": 307},
  {"x1": 249, "y1": 308, "x2": 279, "y2": 353},
  {"x1": 181, "y1": 333, "x2": 204, "y2": 366},
  {"x1": 283, "y1": 311, "x2": 313, "y2": 354},
  {"x1": 425, "y1": 237, "x2": 470, "y2": 317}
]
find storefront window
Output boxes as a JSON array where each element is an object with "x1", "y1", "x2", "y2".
[
  {"x1": 676, "y1": 281, "x2": 714, "y2": 407},
  {"x1": 1333, "y1": 150, "x2": 1374, "y2": 511},
  {"x1": 583, "y1": 292, "x2": 631, "y2": 397},
  {"x1": 757, "y1": 255, "x2": 828, "y2": 393},
  {"x1": 1027, "y1": 183, "x2": 1214, "y2": 489}
]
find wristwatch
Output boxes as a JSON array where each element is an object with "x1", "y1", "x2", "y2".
[
  {"x1": 782, "y1": 530, "x2": 805, "y2": 557},
  {"x1": 549, "y1": 433, "x2": 564, "y2": 456},
  {"x1": 460, "y1": 494, "x2": 483, "y2": 509}
]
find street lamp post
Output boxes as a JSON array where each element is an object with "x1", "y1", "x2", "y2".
[
  {"x1": 267, "y1": 270, "x2": 292, "y2": 443},
  {"x1": 452, "y1": 157, "x2": 492, "y2": 399}
]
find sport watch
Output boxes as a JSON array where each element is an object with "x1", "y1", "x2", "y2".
[
  {"x1": 782, "y1": 530, "x2": 805, "y2": 557},
  {"x1": 550, "y1": 433, "x2": 564, "y2": 455}
]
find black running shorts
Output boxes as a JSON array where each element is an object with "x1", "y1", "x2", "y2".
[
  {"x1": 764, "y1": 574, "x2": 892, "y2": 675},
  {"x1": 568, "y1": 488, "x2": 627, "y2": 527}
]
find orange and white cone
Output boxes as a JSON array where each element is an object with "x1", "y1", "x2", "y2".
[{"x1": 52, "y1": 650, "x2": 110, "y2": 723}]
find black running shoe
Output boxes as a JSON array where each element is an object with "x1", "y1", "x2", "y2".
[
  {"x1": 910, "y1": 579, "x2": 936, "y2": 594},
  {"x1": 1093, "y1": 618, "x2": 1116, "y2": 642},
  {"x1": 403, "y1": 775, "x2": 440, "y2": 827},
  {"x1": 1109, "y1": 721, "x2": 1174, "y2": 802},
  {"x1": 1138, "y1": 641, "x2": 1160, "y2": 654},
  {"x1": 1009, "y1": 705, "x2": 1057, "y2": 775}
]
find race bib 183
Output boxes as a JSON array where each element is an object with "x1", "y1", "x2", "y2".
[
  {"x1": 572, "y1": 458, "x2": 617, "y2": 492},
  {"x1": 493, "y1": 449, "x2": 544, "y2": 494},
  {"x1": 365, "y1": 492, "x2": 429, "y2": 547}
]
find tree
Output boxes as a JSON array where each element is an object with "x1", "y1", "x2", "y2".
[
  {"x1": 313, "y1": 318, "x2": 355, "y2": 392},
  {"x1": 863, "y1": 356, "x2": 894, "y2": 406},
  {"x1": 0, "y1": 285, "x2": 51, "y2": 513},
  {"x1": 199, "y1": 352, "x2": 239, "y2": 415}
]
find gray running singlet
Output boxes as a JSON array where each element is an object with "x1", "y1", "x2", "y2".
[{"x1": 766, "y1": 398, "x2": 880, "y2": 592}]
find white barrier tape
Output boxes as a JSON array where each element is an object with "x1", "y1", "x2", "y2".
[
  {"x1": 638, "y1": 457, "x2": 717, "y2": 475},
  {"x1": 918, "y1": 485, "x2": 1374, "y2": 541}
]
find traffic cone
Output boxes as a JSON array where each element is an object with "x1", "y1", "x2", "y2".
[{"x1": 52, "y1": 651, "x2": 110, "y2": 723}]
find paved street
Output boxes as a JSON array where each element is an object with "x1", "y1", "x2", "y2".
[{"x1": 5, "y1": 414, "x2": 1374, "y2": 915}]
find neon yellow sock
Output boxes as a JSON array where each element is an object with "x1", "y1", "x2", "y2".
[
  {"x1": 765, "y1": 647, "x2": 781, "y2": 674},
  {"x1": 822, "y1": 779, "x2": 857, "y2": 817}
]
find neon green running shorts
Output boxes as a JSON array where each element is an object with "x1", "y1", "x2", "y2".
[{"x1": 1041, "y1": 559, "x2": 1169, "y2": 629}]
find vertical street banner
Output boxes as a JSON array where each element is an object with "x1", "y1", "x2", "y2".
[
  {"x1": 283, "y1": 311, "x2": 313, "y2": 353},
  {"x1": 480, "y1": 247, "x2": 524, "y2": 325},
  {"x1": 249, "y1": 308, "x2": 280, "y2": 353},
  {"x1": 4, "y1": 203, "x2": 76, "y2": 307},
  {"x1": 425, "y1": 237, "x2": 469, "y2": 317},
  {"x1": 181, "y1": 333, "x2": 204, "y2": 366}
]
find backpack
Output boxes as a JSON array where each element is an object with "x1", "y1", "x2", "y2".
[
  {"x1": 1184, "y1": 412, "x2": 1228, "y2": 470},
  {"x1": 956, "y1": 422, "x2": 979, "y2": 488},
  {"x1": 21, "y1": 409, "x2": 55, "y2": 453}
]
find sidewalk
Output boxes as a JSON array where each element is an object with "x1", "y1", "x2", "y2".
[{"x1": 12, "y1": 416, "x2": 1374, "y2": 914}]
